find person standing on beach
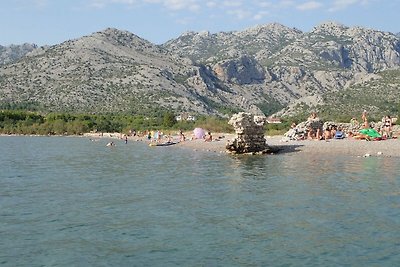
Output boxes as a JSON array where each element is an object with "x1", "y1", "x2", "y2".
[
  {"x1": 382, "y1": 115, "x2": 392, "y2": 138},
  {"x1": 179, "y1": 129, "x2": 185, "y2": 142},
  {"x1": 362, "y1": 110, "x2": 369, "y2": 128},
  {"x1": 307, "y1": 112, "x2": 322, "y2": 140}
]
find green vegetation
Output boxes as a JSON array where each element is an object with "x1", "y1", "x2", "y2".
[
  {"x1": 197, "y1": 96, "x2": 243, "y2": 116},
  {"x1": 256, "y1": 95, "x2": 284, "y2": 116},
  {"x1": 0, "y1": 101, "x2": 44, "y2": 111},
  {"x1": 265, "y1": 122, "x2": 289, "y2": 136},
  {"x1": 174, "y1": 74, "x2": 190, "y2": 85},
  {"x1": 0, "y1": 110, "x2": 234, "y2": 135},
  {"x1": 193, "y1": 116, "x2": 234, "y2": 133}
]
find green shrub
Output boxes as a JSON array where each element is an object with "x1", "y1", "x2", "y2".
[{"x1": 194, "y1": 116, "x2": 234, "y2": 133}]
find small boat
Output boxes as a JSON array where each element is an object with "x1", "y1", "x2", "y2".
[{"x1": 149, "y1": 141, "x2": 177, "y2": 147}]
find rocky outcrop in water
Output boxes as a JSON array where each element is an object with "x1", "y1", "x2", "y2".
[{"x1": 226, "y1": 112, "x2": 270, "y2": 154}]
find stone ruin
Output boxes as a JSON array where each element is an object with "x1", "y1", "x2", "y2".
[{"x1": 226, "y1": 112, "x2": 270, "y2": 154}]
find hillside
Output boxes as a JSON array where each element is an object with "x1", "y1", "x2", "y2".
[
  {"x1": 0, "y1": 22, "x2": 400, "y2": 119},
  {"x1": 0, "y1": 29, "x2": 241, "y2": 115},
  {"x1": 164, "y1": 22, "x2": 400, "y2": 116},
  {"x1": 318, "y1": 69, "x2": 400, "y2": 119},
  {"x1": 0, "y1": 43, "x2": 38, "y2": 65}
]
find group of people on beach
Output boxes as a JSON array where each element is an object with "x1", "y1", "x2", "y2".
[
  {"x1": 356, "y1": 111, "x2": 394, "y2": 139},
  {"x1": 322, "y1": 126, "x2": 345, "y2": 140},
  {"x1": 298, "y1": 110, "x2": 396, "y2": 141},
  {"x1": 105, "y1": 128, "x2": 213, "y2": 146}
]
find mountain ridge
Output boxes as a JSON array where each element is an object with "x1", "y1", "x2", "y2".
[{"x1": 1, "y1": 22, "x2": 400, "y2": 118}]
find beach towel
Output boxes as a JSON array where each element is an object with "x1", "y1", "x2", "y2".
[{"x1": 359, "y1": 128, "x2": 381, "y2": 138}]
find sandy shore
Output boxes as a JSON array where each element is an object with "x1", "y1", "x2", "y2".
[
  {"x1": 82, "y1": 132, "x2": 400, "y2": 158},
  {"x1": 2, "y1": 132, "x2": 398, "y2": 157},
  {"x1": 173, "y1": 134, "x2": 400, "y2": 158}
]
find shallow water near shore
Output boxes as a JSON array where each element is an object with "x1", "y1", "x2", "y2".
[{"x1": 1, "y1": 136, "x2": 400, "y2": 266}]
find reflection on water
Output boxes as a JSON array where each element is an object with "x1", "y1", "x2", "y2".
[{"x1": 1, "y1": 136, "x2": 400, "y2": 266}]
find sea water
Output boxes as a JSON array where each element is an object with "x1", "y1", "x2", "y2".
[{"x1": 1, "y1": 136, "x2": 399, "y2": 266}]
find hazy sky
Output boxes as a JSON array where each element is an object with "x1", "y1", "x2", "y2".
[{"x1": 1, "y1": 0, "x2": 398, "y2": 46}]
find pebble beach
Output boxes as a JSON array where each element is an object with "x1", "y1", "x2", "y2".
[
  {"x1": 82, "y1": 131, "x2": 400, "y2": 158},
  {"x1": 175, "y1": 133, "x2": 400, "y2": 158}
]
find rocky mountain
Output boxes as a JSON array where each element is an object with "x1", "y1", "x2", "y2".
[
  {"x1": 0, "y1": 28, "x2": 247, "y2": 114},
  {"x1": 164, "y1": 22, "x2": 400, "y2": 116},
  {"x1": 0, "y1": 43, "x2": 38, "y2": 65},
  {"x1": 1, "y1": 22, "x2": 400, "y2": 118}
]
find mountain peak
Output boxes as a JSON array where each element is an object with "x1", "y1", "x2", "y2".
[
  {"x1": 243, "y1": 22, "x2": 302, "y2": 35},
  {"x1": 312, "y1": 21, "x2": 348, "y2": 34},
  {"x1": 90, "y1": 27, "x2": 153, "y2": 47}
]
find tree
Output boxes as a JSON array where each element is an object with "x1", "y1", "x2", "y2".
[{"x1": 162, "y1": 112, "x2": 176, "y2": 128}]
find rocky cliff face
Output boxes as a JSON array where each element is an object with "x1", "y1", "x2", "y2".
[
  {"x1": 164, "y1": 23, "x2": 302, "y2": 64},
  {"x1": 1, "y1": 23, "x2": 399, "y2": 117},
  {"x1": 213, "y1": 55, "x2": 265, "y2": 84},
  {"x1": 164, "y1": 22, "x2": 400, "y2": 116}
]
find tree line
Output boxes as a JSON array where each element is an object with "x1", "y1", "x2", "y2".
[{"x1": 0, "y1": 110, "x2": 234, "y2": 135}]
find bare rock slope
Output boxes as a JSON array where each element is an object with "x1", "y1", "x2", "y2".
[{"x1": 1, "y1": 22, "x2": 399, "y2": 117}]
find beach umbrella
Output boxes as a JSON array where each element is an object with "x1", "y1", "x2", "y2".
[{"x1": 193, "y1": 128, "x2": 206, "y2": 139}]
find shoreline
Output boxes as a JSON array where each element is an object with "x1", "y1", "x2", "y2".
[
  {"x1": 2, "y1": 132, "x2": 400, "y2": 158},
  {"x1": 174, "y1": 135, "x2": 400, "y2": 158},
  {"x1": 274, "y1": 137, "x2": 400, "y2": 158}
]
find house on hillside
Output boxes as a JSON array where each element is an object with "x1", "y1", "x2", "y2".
[
  {"x1": 266, "y1": 117, "x2": 282, "y2": 124},
  {"x1": 176, "y1": 113, "x2": 196, "y2": 121}
]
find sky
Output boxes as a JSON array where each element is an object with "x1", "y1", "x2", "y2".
[{"x1": 0, "y1": 0, "x2": 399, "y2": 46}]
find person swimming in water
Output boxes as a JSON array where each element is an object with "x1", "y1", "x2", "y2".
[{"x1": 106, "y1": 141, "x2": 115, "y2": 147}]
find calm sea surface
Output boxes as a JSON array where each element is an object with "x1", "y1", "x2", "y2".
[{"x1": 1, "y1": 136, "x2": 400, "y2": 266}]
